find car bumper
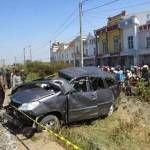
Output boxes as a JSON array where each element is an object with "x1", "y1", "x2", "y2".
[
  {"x1": 4, "y1": 113, "x2": 23, "y2": 127},
  {"x1": 4, "y1": 106, "x2": 34, "y2": 127}
]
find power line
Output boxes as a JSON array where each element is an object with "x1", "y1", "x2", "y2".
[
  {"x1": 82, "y1": 0, "x2": 150, "y2": 30},
  {"x1": 30, "y1": 8, "x2": 78, "y2": 51},
  {"x1": 84, "y1": 0, "x2": 150, "y2": 13},
  {"x1": 51, "y1": 8, "x2": 78, "y2": 38},
  {"x1": 21, "y1": 0, "x2": 120, "y2": 62},
  {"x1": 52, "y1": 15, "x2": 79, "y2": 41},
  {"x1": 33, "y1": 15, "x2": 79, "y2": 59},
  {"x1": 83, "y1": 0, "x2": 120, "y2": 12}
]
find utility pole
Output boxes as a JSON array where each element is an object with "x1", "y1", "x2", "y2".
[
  {"x1": 49, "y1": 41, "x2": 51, "y2": 64},
  {"x1": 79, "y1": 0, "x2": 84, "y2": 67},
  {"x1": 14, "y1": 57, "x2": 17, "y2": 66},
  {"x1": 23, "y1": 48, "x2": 26, "y2": 64},
  {"x1": 29, "y1": 45, "x2": 32, "y2": 61}
]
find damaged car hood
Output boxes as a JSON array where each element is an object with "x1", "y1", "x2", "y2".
[{"x1": 11, "y1": 87, "x2": 50, "y2": 104}]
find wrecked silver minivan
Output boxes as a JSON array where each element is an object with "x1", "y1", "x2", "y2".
[{"x1": 5, "y1": 66, "x2": 120, "y2": 132}]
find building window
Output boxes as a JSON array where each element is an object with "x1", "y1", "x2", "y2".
[
  {"x1": 146, "y1": 37, "x2": 150, "y2": 48},
  {"x1": 102, "y1": 39, "x2": 107, "y2": 53},
  {"x1": 128, "y1": 36, "x2": 134, "y2": 49},
  {"x1": 113, "y1": 36, "x2": 120, "y2": 52}
]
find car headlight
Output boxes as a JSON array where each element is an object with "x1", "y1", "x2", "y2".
[{"x1": 19, "y1": 101, "x2": 40, "y2": 111}]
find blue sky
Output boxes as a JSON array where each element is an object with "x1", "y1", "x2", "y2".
[{"x1": 0, "y1": 0, "x2": 150, "y2": 64}]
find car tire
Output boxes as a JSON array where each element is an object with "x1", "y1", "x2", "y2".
[{"x1": 37, "y1": 115, "x2": 60, "y2": 133}]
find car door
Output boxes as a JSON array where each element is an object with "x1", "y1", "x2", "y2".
[
  {"x1": 90, "y1": 77, "x2": 113, "y2": 116},
  {"x1": 68, "y1": 77, "x2": 98, "y2": 123},
  {"x1": 105, "y1": 77, "x2": 120, "y2": 99}
]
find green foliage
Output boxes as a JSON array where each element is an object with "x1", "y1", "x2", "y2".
[
  {"x1": 25, "y1": 61, "x2": 51, "y2": 77},
  {"x1": 25, "y1": 72, "x2": 40, "y2": 82},
  {"x1": 8, "y1": 61, "x2": 72, "y2": 83},
  {"x1": 137, "y1": 79, "x2": 150, "y2": 102},
  {"x1": 24, "y1": 60, "x2": 72, "y2": 80}
]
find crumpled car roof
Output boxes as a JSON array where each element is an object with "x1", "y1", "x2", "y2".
[
  {"x1": 50, "y1": 77, "x2": 74, "y2": 94},
  {"x1": 59, "y1": 66, "x2": 114, "y2": 80}
]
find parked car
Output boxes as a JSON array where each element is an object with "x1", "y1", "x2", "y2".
[{"x1": 4, "y1": 66, "x2": 120, "y2": 132}]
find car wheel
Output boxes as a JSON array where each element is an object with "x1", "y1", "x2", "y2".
[
  {"x1": 108, "y1": 104, "x2": 114, "y2": 116},
  {"x1": 37, "y1": 115, "x2": 60, "y2": 132}
]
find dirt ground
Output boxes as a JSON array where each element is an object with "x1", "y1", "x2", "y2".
[
  {"x1": 0, "y1": 89, "x2": 65, "y2": 150},
  {"x1": 17, "y1": 132, "x2": 65, "y2": 150}
]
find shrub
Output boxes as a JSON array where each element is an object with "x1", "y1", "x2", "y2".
[
  {"x1": 136, "y1": 80, "x2": 150, "y2": 102},
  {"x1": 25, "y1": 72, "x2": 40, "y2": 82},
  {"x1": 24, "y1": 60, "x2": 72, "y2": 79}
]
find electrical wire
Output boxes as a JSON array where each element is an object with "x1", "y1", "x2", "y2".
[
  {"x1": 27, "y1": 8, "x2": 78, "y2": 54},
  {"x1": 84, "y1": 0, "x2": 150, "y2": 13},
  {"x1": 33, "y1": 15, "x2": 79, "y2": 58},
  {"x1": 52, "y1": 15, "x2": 79, "y2": 41},
  {"x1": 83, "y1": 0, "x2": 120, "y2": 12}
]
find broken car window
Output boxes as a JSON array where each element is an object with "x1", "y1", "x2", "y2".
[
  {"x1": 90, "y1": 77, "x2": 105, "y2": 91},
  {"x1": 72, "y1": 77, "x2": 88, "y2": 92}
]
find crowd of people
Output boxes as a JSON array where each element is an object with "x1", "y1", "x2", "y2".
[
  {"x1": 100, "y1": 65, "x2": 150, "y2": 95},
  {"x1": 100, "y1": 65, "x2": 149, "y2": 82},
  {"x1": 0, "y1": 68, "x2": 26, "y2": 108}
]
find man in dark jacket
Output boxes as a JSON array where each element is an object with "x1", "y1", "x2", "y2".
[
  {"x1": 0, "y1": 74, "x2": 5, "y2": 108},
  {"x1": 6, "y1": 69, "x2": 11, "y2": 89}
]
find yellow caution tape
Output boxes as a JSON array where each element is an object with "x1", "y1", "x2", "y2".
[{"x1": 11, "y1": 105, "x2": 80, "y2": 150}]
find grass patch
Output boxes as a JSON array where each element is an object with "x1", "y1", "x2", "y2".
[{"x1": 60, "y1": 110, "x2": 150, "y2": 150}]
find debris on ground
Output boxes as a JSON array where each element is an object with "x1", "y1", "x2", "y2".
[{"x1": 0, "y1": 123, "x2": 18, "y2": 150}]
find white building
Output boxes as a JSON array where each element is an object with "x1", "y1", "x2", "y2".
[
  {"x1": 50, "y1": 41, "x2": 60, "y2": 62},
  {"x1": 51, "y1": 42, "x2": 69, "y2": 63},
  {"x1": 120, "y1": 11, "x2": 150, "y2": 65},
  {"x1": 138, "y1": 23, "x2": 150, "y2": 65},
  {"x1": 51, "y1": 40, "x2": 75, "y2": 65},
  {"x1": 73, "y1": 35, "x2": 87, "y2": 66},
  {"x1": 51, "y1": 33, "x2": 96, "y2": 66},
  {"x1": 83, "y1": 33, "x2": 96, "y2": 66},
  {"x1": 64, "y1": 40, "x2": 75, "y2": 65}
]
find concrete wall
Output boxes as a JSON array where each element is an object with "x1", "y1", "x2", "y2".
[{"x1": 107, "y1": 29, "x2": 121, "y2": 52}]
